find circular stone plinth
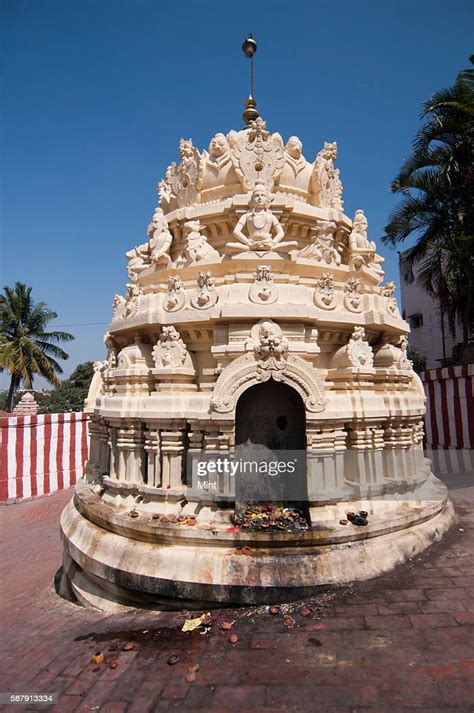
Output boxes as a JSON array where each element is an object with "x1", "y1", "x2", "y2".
[{"x1": 60, "y1": 476, "x2": 455, "y2": 611}]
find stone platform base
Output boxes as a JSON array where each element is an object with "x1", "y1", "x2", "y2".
[{"x1": 60, "y1": 476, "x2": 455, "y2": 611}]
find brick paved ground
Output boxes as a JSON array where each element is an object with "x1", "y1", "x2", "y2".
[{"x1": 0, "y1": 472, "x2": 473, "y2": 712}]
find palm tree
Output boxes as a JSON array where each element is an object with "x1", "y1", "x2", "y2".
[
  {"x1": 383, "y1": 57, "x2": 474, "y2": 344},
  {"x1": 0, "y1": 283, "x2": 75, "y2": 412}
]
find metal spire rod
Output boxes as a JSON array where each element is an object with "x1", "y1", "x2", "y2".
[
  {"x1": 241, "y1": 34, "x2": 259, "y2": 126},
  {"x1": 242, "y1": 33, "x2": 257, "y2": 97}
]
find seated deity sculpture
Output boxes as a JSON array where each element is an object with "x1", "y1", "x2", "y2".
[
  {"x1": 347, "y1": 209, "x2": 385, "y2": 280},
  {"x1": 227, "y1": 182, "x2": 297, "y2": 255},
  {"x1": 275, "y1": 136, "x2": 321, "y2": 205}
]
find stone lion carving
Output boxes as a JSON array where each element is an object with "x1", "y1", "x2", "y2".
[
  {"x1": 176, "y1": 220, "x2": 220, "y2": 267},
  {"x1": 315, "y1": 142, "x2": 343, "y2": 210},
  {"x1": 314, "y1": 273, "x2": 337, "y2": 310},
  {"x1": 249, "y1": 265, "x2": 278, "y2": 304},
  {"x1": 227, "y1": 181, "x2": 297, "y2": 255}
]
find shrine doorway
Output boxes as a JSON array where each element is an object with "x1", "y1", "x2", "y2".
[{"x1": 234, "y1": 379, "x2": 308, "y2": 509}]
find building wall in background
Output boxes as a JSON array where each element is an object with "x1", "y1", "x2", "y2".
[{"x1": 399, "y1": 252, "x2": 463, "y2": 370}]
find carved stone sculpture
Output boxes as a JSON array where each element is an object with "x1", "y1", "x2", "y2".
[
  {"x1": 125, "y1": 208, "x2": 173, "y2": 281},
  {"x1": 346, "y1": 209, "x2": 385, "y2": 280},
  {"x1": 148, "y1": 207, "x2": 173, "y2": 266},
  {"x1": 300, "y1": 219, "x2": 341, "y2": 264},
  {"x1": 197, "y1": 132, "x2": 240, "y2": 202},
  {"x1": 343, "y1": 277, "x2": 363, "y2": 313},
  {"x1": 248, "y1": 321, "x2": 289, "y2": 375},
  {"x1": 104, "y1": 332, "x2": 118, "y2": 369},
  {"x1": 314, "y1": 273, "x2": 337, "y2": 310},
  {"x1": 112, "y1": 294, "x2": 126, "y2": 318},
  {"x1": 191, "y1": 271, "x2": 218, "y2": 309},
  {"x1": 275, "y1": 136, "x2": 321, "y2": 205},
  {"x1": 176, "y1": 220, "x2": 220, "y2": 267},
  {"x1": 249, "y1": 264, "x2": 278, "y2": 304},
  {"x1": 374, "y1": 335, "x2": 412, "y2": 371},
  {"x1": 347, "y1": 209, "x2": 375, "y2": 266},
  {"x1": 123, "y1": 282, "x2": 143, "y2": 318},
  {"x1": 333, "y1": 326, "x2": 374, "y2": 369},
  {"x1": 158, "y1": 138, "x2": 200, "y2": 211},
  {"x1": 163, "y1": 275, "x2": 185, "y2": 312},
  {"x1": 227, "y1": 181, "x2": 297, "y2": 254},
  {"x1": 152, "y1": 326, "x2": 188, "y2": 368},
  {"x1": 382, "y1": 281, "x2": 401, "y2": 318},
  {"x1": 230, "y1": 117, "x2": 285, "y2": 191},
  {"x1": 315, "y1": 142, "x2": 343, "y2": 210}
]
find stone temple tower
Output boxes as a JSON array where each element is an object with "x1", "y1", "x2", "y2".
[{"x1": 61, "y1": 48, "x2": 454, "y2": 608}]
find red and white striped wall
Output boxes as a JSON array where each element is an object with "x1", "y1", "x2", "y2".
[
  {"x1": 423, "y1": 364, "x2": 474, "y2": 449},
  {"x1": 0, "y1": 412, "x2": 89, "y2": 503}
]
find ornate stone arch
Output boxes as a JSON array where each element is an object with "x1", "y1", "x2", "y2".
[{"x1": 210, "y1": 352, "x2": 327, "y2": 417}]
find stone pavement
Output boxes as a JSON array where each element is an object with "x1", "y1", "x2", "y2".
[{"x1": 0, "y1": 474, "x2": 473, "y2": 713}]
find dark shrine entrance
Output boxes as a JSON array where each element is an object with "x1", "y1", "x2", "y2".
[{"x1": 234, "y1": 379, "x2": 309, "y2": 514}]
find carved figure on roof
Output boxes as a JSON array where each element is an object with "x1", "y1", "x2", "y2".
[
  {"x1": 125, "y1": 207, "x2": 172, "y2": 280},
  {"x1": 299, "y1": 219, "x2": 341, "y2": 264},
  {"x1": 315, "y1": 142, "x2": 343, "y2": 210},
  {"x1": 157, "y1": 138, "x2": 201, "y2": 211},
  {"x1": 230, "y1": 117, "x2": 285, "y2": 191},
  {"x1": 227, "y1": 181, "x2": 297, "y2": 255},
  {"x1": 275, "y1": 136, "x2": 321, "y2": 205},
  {"x1": 347, "y1": 209, "x2": 385, "y2": 279},
  {"x1": 197, "y1": 133, "x2": 240, "y2": 202},
  {"x1": 176, "y1": 220, "x2": 220, "y2": 267}
]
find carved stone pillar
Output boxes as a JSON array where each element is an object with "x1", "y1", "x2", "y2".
[
  {"x1": 107, "y1": 424, "x2": 119, "y2": 479},
  {"x1": 345, "y1": 423, "x2": 385, "y2": 494},
  {"x1": 97, "y1": 419, "x2": 111, "y2": 474},
  {"x1": 307, "y1": 423, "x2": 347, "y2": 501},
  {"x1": 160, "y1": 422, "x2": 185, "y2": 490},
  {"x1": 144, "y1": 426, "x2": 161, "y2": 487},
  {"x1": 87, "y1": 417, "x2": 102, "y2": 471},
  {"x1": 115, "y1": 420, "x2": 146, "y2": 484}
]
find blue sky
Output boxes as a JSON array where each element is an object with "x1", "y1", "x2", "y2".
[{"x1": 1, "y1": 0, "x2": 473, "y2": 388}]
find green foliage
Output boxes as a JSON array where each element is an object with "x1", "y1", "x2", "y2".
[
  {"x1": 407, "y1": 346, "x2": 427, "y2": 374},
  {"x1": 0, "y1": 282, "x2": 75, "y2": 411},
  {"x1": 383, "y1": 57, "x2": 474, "y2": 344},
  {"x1": 37, "y1": 362, "x2": 94, "y2": 414}
]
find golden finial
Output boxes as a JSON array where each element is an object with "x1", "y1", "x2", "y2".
[{"x1": 241, "y1": 34, "x2": 259, "y2": 126}]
